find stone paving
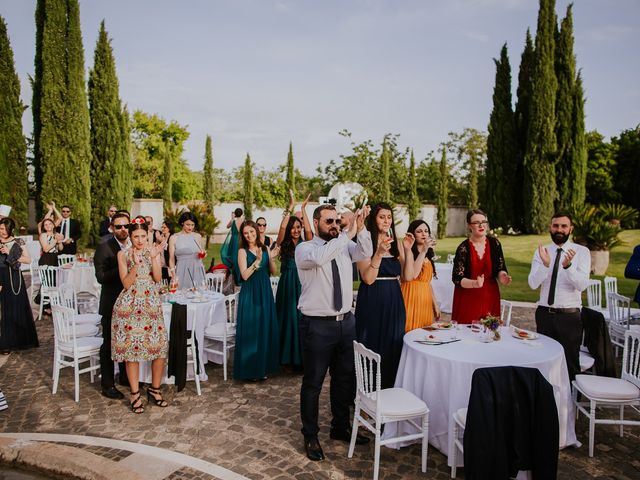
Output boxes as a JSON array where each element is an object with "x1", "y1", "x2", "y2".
[{"x1": 0, "y1": 306, "x2": 639, "y2": 479}]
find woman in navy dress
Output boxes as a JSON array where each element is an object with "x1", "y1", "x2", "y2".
[
  {"x1": 233, "y1": 221, "x2": 281, "y2": 380},
  {"x1": 355, "y1": 203, "x2": 415, "y2": 389}
]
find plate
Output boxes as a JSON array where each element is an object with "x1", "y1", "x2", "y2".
[
  {"x1": 512, "y1": 330, "x2": 538, "y2": 340},
  {"x1": 432, "y1": 322, "x2": 454, "y2": 330}
]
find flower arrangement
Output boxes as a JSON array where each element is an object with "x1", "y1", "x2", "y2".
[{"x1": 480, "y1": 314, "x2": 503, "y2": 340}]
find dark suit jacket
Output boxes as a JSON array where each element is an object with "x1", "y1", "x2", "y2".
[
  {"x1": 94, "y1": 237, "x2": 124, "y2": 317},
  {"x1": 99, "y1": 217, "x2": 111, "y2": 237},
  {"x1": 56, "y1": 218, "x2": 81, "y2": 254}
]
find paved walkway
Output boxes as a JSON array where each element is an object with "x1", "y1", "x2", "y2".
[{"x1": 0, "y1": 306, "x2": 639, "y2": 479}]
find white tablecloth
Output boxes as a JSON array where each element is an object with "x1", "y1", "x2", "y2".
[
  {"x1": 384, "y1": 326, "x2": 578, "y2": 467},
  {"x1": 59, "y1": 263, "x2": 101, "y2": 298},
  {"x1": 431, "y1": 263, "x2": 453, "y2": 313},
  {"x1": 137, "y1": 292, "x2": 226, "y2": 384}
]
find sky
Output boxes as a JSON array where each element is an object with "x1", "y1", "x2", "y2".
[{"x1": 1, "y1": 0, "x2": 638, "y2": 175}]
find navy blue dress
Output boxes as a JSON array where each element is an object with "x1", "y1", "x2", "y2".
[{"x1": 355, "y1": 256, "x2": 406, "y2": 389}]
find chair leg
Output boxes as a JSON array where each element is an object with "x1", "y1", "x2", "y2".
[
  {"x1": 192, "y1": 340, "x2": 201, "y2": 396},
  {"x1": 52, "y1": 353, "x2": 61, "y2": 394},
  {"x1": 74, "y1": 357, "x2": 80, "y2": 403},
  {"x1": 421, "y1": 413, "x2": 428, "y2": 473},
  {"x1": 38, "y1": 297, "x2": 44, "y2": 321},
  {"x1": 348, "y1": 405, "x2": 360, "y2": 458},
  {"x1": 619, "y1": 405, "x2": 624, "y2": 437},
  {"x1": 373, "y1": 427, "x2": 381, "y2": 480},
  {"x1": 588, "y1": 400, "x2": 596, "y2": 457},
  {"x1": 451, "y1": 421, "x2": 457, "y2": 479}
]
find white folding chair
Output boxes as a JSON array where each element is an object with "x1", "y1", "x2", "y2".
[
  {"x1": 57, "y1": 254, "x2": 76, "y2": 267},
  {"x1": 449, "y1": 407, "x2": 467, "y2": 478},
  {"x1": 36, "y1": 265, "x2": 60, "y2": 320},
  {"x1": 186, "y1": 320, "x2": 202, "y2": 396},
  {"x1": 51, "y1": 305, "x2": 102, "y2": 402},
  {"x1": 203, "y1": 293, "x2": 238, "y2": 381},
  {"x1": 270, "y1": 276, "x2": 280, "y2": 299},
  {"x1": 55, "y1": 284, "x2": 101, "y2": 326},
  {"x1": 205, "y1": 272, "x2": 225, "y2": 293},
  {"x1": 586, "y1": 279, "x2": 603, "y2": 310},
  {"x1": 572, "y1": 329, "x2": 640, "y2": 457},
  {"x1": 607, "y1": 293, "x2": 640, "y2": 356},
  {"x1": 500, "y1": 299, "x2": 513, "y2": 327},
  {"x1": 349, "y1": 341, "x2": 429, "y2": 480},
  {"x1": 604, "y1": 276, "x2": 618, "y2": 309}
]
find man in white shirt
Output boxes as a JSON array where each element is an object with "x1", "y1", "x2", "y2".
[
  {"x1": 295, "y1": 204, "x2": 372, "y2": 461},
  {"x1": 528, "y1": 212, "x2": 591, "y2": 380}
]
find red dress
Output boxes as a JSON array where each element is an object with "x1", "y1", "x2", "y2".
[{"x1": 451, "y1": 239, "x2": 501, "y2": 324}]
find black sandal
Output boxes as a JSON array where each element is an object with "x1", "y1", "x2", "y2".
[
  {"x1": 130, "y1": 391, "x2": 144, "y2": 414},
  {"x1": 147, "y1": 386, "x2": 168, "y2": 407}
]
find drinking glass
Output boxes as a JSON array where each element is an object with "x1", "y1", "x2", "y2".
[
  {"x1": 450, "y1": 320, "x2": 458, "y2": 340},
  {"x1": 471, "y1": 320, "x2": 481, "y2": 334}
]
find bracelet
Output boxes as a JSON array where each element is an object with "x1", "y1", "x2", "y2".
[
  {"x1": 370, "y1": 264, "x2": 380, "y2": 269},
  {"x1": 282, "y1": 209, "x2": 292, "y2": 217}
]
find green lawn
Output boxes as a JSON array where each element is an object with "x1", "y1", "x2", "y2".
[{"x1": 205, "y1": 230, "x2": 640, "y2": 303}]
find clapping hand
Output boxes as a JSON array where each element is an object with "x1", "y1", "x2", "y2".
[
  {"x1": 537, "y1": 244, "x2": 551, "y2": 268},
  {"x1": 562, "y1": 248, "x2": 576, "y2": 268},
  {"x1": 269, "y1": 244, "x2": 280, "y2": 259},
  {"x1": 301, "y1": 193, "x2": 311, "y2": 211},
  {"x1": 355, "y1": 205, "x2": 370, "y2": 233},
  {"x1": 150, "y1": 243, "x2": 162, "y2": 260},
  {"x1": 288, "y1": 189, "x2": 296, "y2": 212}
]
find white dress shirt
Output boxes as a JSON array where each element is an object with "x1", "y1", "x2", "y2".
[
  {"x1": 296, "y1": 229, "x2": 373, "y2": 316},
  {"x1": 528, "y1": 240, "x2": 591, "y2": 308}
]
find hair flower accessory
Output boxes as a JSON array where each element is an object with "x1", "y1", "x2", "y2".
[{"x1": 132, "y1": 217, "x2": 146, "y2": 225}]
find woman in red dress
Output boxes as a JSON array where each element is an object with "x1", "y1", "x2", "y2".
[{"x1": 451, "y1": 210, "x2": 512, "y2": 324}]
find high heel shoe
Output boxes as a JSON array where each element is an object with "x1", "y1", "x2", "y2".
[
  {"x1": 146, "y1": 386, "x2": 168, "y2": 407},
  {"x1": 130, "y1": 391, "x2": 144, "y2": 414}
]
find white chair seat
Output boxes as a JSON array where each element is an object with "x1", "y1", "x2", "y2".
[
  {"x1": 74, "y1": 323, "x2": 100, "y2": 337},
  {"x1": 454, "y1": 407, "x2": 467, "y2": 427},
  {"x1": 574, "y1": 374, "x2": 640, "y2": 401},
  {"x1": 361, "y1": 388, "x2": 428, "y2": 418},
  {"x1": 579, "y1": 351, "x2": 595, "y2": 372},
  {"x1": 75, "y1": 313, "x2": 102, "y2": 325},
  {"x1": 204, "y1": 322, "x2": 236, "y2": 338},
  {"x1": 58, "y1": 336, "x2": 103, "y2": 353}
]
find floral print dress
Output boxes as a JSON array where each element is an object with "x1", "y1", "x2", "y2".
[{"x1": 112, "y1": 249, "x2": 168, "y2": 362}]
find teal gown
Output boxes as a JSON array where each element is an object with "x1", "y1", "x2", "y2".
[
  {"x1": 276, "y1": 253, "x2": 302, "y2": 366},
  {"x1": 221, "y1": 222, "x2": 240, "y2": 284},
  {"x1": 233, "y1": 249, "x2": 280, "y2": 380}
]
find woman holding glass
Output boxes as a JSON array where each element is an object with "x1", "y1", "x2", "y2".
[
  {"x1": 451, "y1": 209, "x2": 511, "y2": 324},
  {"x1": 355, "y1": 203, "x2": 414, "y2": 389},
  {"x1": 168, "y1": 212, "x2": 206, "y2": 290},
  {"x1": 401, "y1": 219, "x2": 440, "y2": 331}
]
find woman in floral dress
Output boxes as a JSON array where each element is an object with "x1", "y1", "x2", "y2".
[{"x1": 112, "y1": 216, "x2": 168, "y2": 413}]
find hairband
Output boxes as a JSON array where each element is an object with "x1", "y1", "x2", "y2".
[{"x1": 131, "y1": 218, "x2": 146, "y2": 225}]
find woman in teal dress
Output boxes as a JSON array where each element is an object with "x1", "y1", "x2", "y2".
[
  {"x1": 221, "y1": 208, "x2": 244, "y2": 284},
  {"x1": 233, "y1": 221, "x2": 281, "y2": 380},
  {"x1": 275, "y1": 192, "x2": 313, "y2": 367}
]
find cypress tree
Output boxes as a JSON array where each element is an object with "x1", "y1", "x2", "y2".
[
  {"x1": 286, "y1": 141, "x2": 295, "y2": 197},
  {"x1": 0, "y1": 16, "x2": 29, "y2": 227},
  {"x1": 32, "y1": 0, "x2": 45, "y2": 217},
  {"x1": 162, "y1": 141, "x2": 172, "y2": 211},
  {"x1": 243, "y1": 153, "x2": 253, "y2": 220},
  {"x1": 203, "y1": 135, "x2": 214, "y2": 211},
  {"x1": 554, "y1": 4, "x2": 577, "y2": 210},
  {"x1": 381, "y1": 137, "x2": 391, "y2": 203},
  {"x1": 89, "y1": 20, "x2": 130, "y2": 243},
  {"x1": 437, "y1": 148, "x2": 449, "y2": 239},
  {"x1": 407, "y1": 149, "x2": 420, "y2": 222},
  {"x1": 523, "y1": 0, "x2": 558, "y2": 233},
  {"x1": 485, "y1": 43, "x2": 516, "y2": 228},
  {"x1": 569, "y1": 72, "x2": 587, "y2": 206},
  {"x1": 514, "y1": 29, "x2": 534, "y2": 230}
]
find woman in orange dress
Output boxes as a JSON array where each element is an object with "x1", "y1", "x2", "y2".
[{"x1": 401, "y1": 220, "x2": 440, "y2": 331}]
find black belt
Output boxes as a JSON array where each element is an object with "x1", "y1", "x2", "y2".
[
  {"x1": 307, "y1": 311, "x2": 352, "y2": 322},
  {"x1": 537, "y1": 306, "x2": 580, "y2": 314}
]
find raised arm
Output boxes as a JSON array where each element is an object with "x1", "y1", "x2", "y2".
[
  {"x1": 276, "y1": 190, "x2": 296, "y2": 244},
  {"x1": 301, "y1": 193, "x2": 313, "y2": 241}
]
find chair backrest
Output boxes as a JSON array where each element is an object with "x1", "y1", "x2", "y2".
[
  {"x1": 604, "y1": 276, "x2": 618, "y2": 308},
  {"x1": 51, "y1": 305, "x2": 78, "y2": 343},
  {"x1": 270, "y1": 276, "x2": 279, "y2": 298},
  {"x1": 622, "y1": 329, "x2": 640, "y2": 388},
  {"x1": 607, "y1": 292, "x2": 631, "y2": 349},
  {"x1": 225, "y1": 293, "x2": 239, "y2": 325},
  {"x1": 353, "y1": 341, "x2": 382, "y2": 409},
  {"x1": 57, "y1": 254, "x2": 76, "y2": 266},
  {"x1": 205, "y1": 272, "x2": 225, "y2": 293},
  {"x1": 38, "y1": 265, "x2": 59, "y2": 289},
  {"x1": 53, "y1": 283, "x2": 77, "y2": 311},
  {"x1": 500, "y1": 299, "x2": 513, "y2": 326},
  {"x1": 586, "y1": 279, "x2": 602, "y2": 309}
]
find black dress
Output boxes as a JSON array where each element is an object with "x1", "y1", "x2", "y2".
[{"x1": 0, "y1": 239, "x2": 39, "y2": 351}]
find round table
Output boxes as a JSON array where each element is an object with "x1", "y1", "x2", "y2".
[
  {"x1": 383, "y1": 326, "x2": 578, "y2": 467},
  {"x1": 59, "y1": 263, "x2": 101, "y2": 298}
]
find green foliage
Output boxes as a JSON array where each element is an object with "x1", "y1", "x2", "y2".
[
  {"x1": 437, "y1": 148, "x2": 449, "y2": 239},
  {"x1": 585, "y1": 130, "x2": 619, "y2": 204},
  {"x1": 88, "y1": 21, "x2": 131, "y2": 244},
  {"x1": 286, "y1": 142, "x2": 295, "y2": 198},
  {"x1": 381, "y1": 137, "x2": 391, "y2": 203},
  {"x1": 571, "y1": 204, "x2": 632, "y2": 251},
  {"x1": 162, "y1": 141, "x2": 172, "y2": 211},
  {"x1": 485, "y1": 43, "x2": 517, "y2": 228},
  {"x1": 568, "y1": 72, "x2": 587, "y2": 207},
  {"x1": 523, "y1": 0, "x2": 558, "y2": 233},
  {"x1": 407, "y1": 150, "x2": 420, "y2": 222},
  {"x1": 243, "y1": 153, "x2": 254, "y2": 220},
  {"x1": 612, "y1": 125, "x2": 640, "y2": 211},
  {"x1": 203, "y1": 135, "x2": 214, "y2": 210},
  {"x1": 446, "y1": 128, "x2": 487, "y2": 210},
  {"x1": 0, "y1": 15, "x2": 28, "y2": 227},
  {"x1": 599, "y1": 203, "x2": 639, "y2": 229}
]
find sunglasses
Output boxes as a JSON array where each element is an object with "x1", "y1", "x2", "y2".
[
  {"x1": 323, "y1": 218, "x2": 338, "y2": 225},
  {"x1": 61, "y1": 210, "x2": 71, "y2": 213},
  {"x1": 257, "y1": 223, "x2": 267, "y2": 227},
  {"x1": 113, "y1": 224, "x2": 129, "y2": 230}
]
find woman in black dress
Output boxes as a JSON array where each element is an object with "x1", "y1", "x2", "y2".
[
  {"x1": 0, "y1": 217, "x2": 39, "y2": 353},
  {"x1": 38, "y1": 218, "x2": 62, "y2": 267}
]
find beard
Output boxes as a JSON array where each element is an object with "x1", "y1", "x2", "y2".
[
  {"x1": 317, "y1": 226, "x2": 339, "y2": 242},
  {"x1": 550, "y1": 231, "x2": 570, "y2": 245}
]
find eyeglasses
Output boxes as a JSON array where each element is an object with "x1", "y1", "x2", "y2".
[
  {"x1": 324, "y1": 218, "x2": 337, "y2": 225},
  {"x1": 469, "y1": 221, "x2": 488, "y2": 226},
  {"x1": 109, "y1": 210, "x2": 116, "y2": 213},
  {"x1": 113, "y1": 224, "x2": 129, "y2": 230},
  {"x1": 257, "y1": 223, "x2": 267, "y2": 227},
  {"x1": 61, "y1": 210, "x2": 70, "y2": 214}
]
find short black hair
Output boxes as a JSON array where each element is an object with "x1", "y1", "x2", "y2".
[
  {"x1": 111, "y1": 212, "x2": 130, "y2": 224},
  {"x1": 234, "y1": 208, "x2": 243, "y2": 218},
  {"x1": 551, "y1": 211, "x2": 573, "y2": 225},
  {"x1": 61, "y1": 205, "x2": 72, "y2": 211},
  {"x1": 313, "y1": 204, "x2": 336, "y2": 221},
  {"x1": 178, "y1": 211, "x2": 198, "y2": 229},
  {"x1": 115, "y1": 209, "x2": 130, "y2": 218}
]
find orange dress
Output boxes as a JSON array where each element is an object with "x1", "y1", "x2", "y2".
[{"x1": 401, "y1": 260, "x2": 436, "y2": 332}]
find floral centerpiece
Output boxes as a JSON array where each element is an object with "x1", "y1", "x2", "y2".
[{"x1": 480, "y1": 314, "x2": 503, "y2": 341}]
